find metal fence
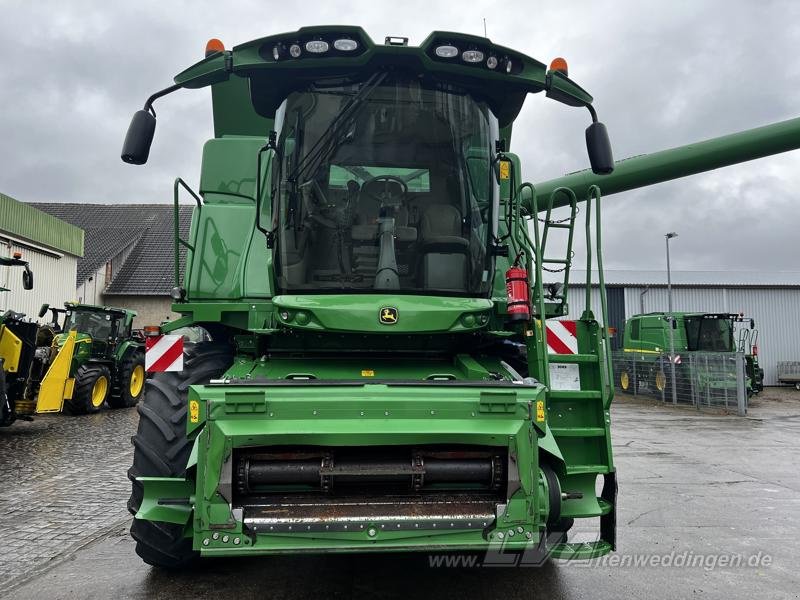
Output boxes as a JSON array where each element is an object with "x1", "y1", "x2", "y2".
[{"x1": 611, "y1": 351, "x2": 748, "y2": 415}]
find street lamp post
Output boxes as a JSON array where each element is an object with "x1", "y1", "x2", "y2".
[{"x1": 665, "y1": 232, "x2": 678, "y2": 405}]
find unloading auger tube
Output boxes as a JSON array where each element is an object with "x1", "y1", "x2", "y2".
[{"x1": 528, "y1": 115, "x2": 800, "y2": 210}]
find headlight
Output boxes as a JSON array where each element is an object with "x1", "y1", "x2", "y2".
[
  {"x1": 305, "y1": 40, "x2": 329, "y2": 54},
  {"x1": 333, "y1": 38, "x2": 358, "y2": 52},
  {"x1": 289, "y1": 44, "x2": 302, "y2": 58},
  {"x1": 434, "y1": 45, "x2": 459, "y2": 58},
  {"x1": 486, "y1": 56, "x2": 498, "y2": 69},
  {"x1": 462, "y1": 49, "x2": 484, "y2": 63}
]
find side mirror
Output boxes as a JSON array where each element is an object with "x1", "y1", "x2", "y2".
[
  {"x1": 38, "y1": 303, "x2": 50, "y2": 318},
  {"x1": 750, "y1": 318, "x2": 755, "y2": 330},
  {"x1": 22, "y1": 266, "x2": 33, "y2": 290},
  {"x1": 585, "y1": 122, "x2": 614, "y2": 175},
  {"x1": 121, "y1": 110, "x2": 156, "y2": 165}
]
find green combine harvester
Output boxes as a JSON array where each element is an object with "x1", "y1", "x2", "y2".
[
  {"x1": 121, "y1": 27, "x2": 800, "y2": 567},
  {"x1": 617, "y1": 312, "x2": 764, "y2": 401}
]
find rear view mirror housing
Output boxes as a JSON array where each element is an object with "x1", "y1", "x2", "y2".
[
  {"x1": 586, "y1": 122, "x2": 614, "y2": 175},
  {"x1": 38, "y1": 303, "x2": 50, "y2": 318},
  {"x1": 22, "y1": 266, "x2": 33, "y2": 290},
  {"x1": 121, "y1": 110, "x2": 157, "y2": 165}
]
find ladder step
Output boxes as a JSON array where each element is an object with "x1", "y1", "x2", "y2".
[
  {"x1": 544, "y1": 222, "x2": 573, "y2": 229},
  {"x1": 548, "y1": 390, "x2": 602, "y2": 400},
  {"x1": 548, "y1": 353, "x2": 599, "y2": 364},
  {"x1": 565, "y1": 464, "x2": 611, "y2": 475},
  {"x1": 549, "y1": 426, "x2": 607, "y2": 437}
]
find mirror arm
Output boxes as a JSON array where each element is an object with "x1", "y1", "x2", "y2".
[
  {"x1": 143, "y1": 83, "x2": 183, "y2": 116},
  {"x1": 585, "y1": 102, "x2": 598, "y2": 124}
]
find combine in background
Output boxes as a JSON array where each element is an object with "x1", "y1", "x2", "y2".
[{"x1": 618, "y1": 312, "x2": 763, "y2": 401}]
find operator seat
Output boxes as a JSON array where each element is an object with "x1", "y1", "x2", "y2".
[{"x1": 419, "y1": 204, "x2": 469, "y2": 292}]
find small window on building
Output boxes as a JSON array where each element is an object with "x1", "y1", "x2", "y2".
[{"x1": 105, "y1": 261, "x2": 112, "y2": 285}]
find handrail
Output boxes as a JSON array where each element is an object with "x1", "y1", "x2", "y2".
[
  {"x1": 173, "y1": 177, "x2": 202, "y2": 287},
  {"x1": 586, "y1": 185, "x2": 614, "y2": 407}
]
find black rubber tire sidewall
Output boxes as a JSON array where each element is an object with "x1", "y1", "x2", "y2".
[
  {"x1": 128, "y1": 342, "x2": 232, "y2": 569},
  {"x1": 65, "y1": 363, "x2": 111, "y2": 415}
]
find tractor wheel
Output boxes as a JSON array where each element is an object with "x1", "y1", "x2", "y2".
[
  {"x1": 65, "y1": 364, "x2": 111, "y2": 415},
  {"x1": 654, "y1": 365, "x2": 689, "y2": 403},
  {"x1": 0, "y1": 366, "x2": 14, "y2": 427},
  {"x1": 108, "y1": 350, "x2": 145, "y2": 409},
  {"x1": 618, "y1": 369, "x2": 634, "y2": 394},
  {"x1": 128, "y1": 342, "x2": 233, "y2": 568}
]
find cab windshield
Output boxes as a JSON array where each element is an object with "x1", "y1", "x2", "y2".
[
  {"x1": 273, "y1": 74, "x2": 498, "y2": 295},
  {"x1": 63, "y1": 310, "x2": 114, "y2": 340},
  {"x1": 684, "y1": 315, "x2": 734, "y2": 352}
]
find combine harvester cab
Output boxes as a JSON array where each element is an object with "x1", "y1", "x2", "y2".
[{"x1": 121, "y1": 26, "x2": 800, "y2": 568}]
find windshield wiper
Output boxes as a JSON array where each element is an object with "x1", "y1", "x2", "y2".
[{"x1": 287, "y1": 71, "x2": 388, "y2": 188}]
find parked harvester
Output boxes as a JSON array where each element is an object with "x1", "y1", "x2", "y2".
[
  {"x1": 618, "y1": 312, "x2": 764, "y2": 401},
  {"x1": 120, "y1": 27, "x2": 800, "y2": 567}
]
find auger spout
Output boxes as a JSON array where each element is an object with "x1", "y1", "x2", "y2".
[{"x1": 530, "y1": 115, "x2": 800, "y2": 210}]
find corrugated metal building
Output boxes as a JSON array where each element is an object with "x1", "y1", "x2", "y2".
[
  {"x1": 0, "y1": 193, "x2": 84, "y2": 317},
  {"x1": 565, "y1": 270, "x2": 800, "y2": 385}
]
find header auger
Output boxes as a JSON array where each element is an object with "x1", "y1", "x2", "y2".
[{"x1": 121, "y1": 26, "x2": 799, "y2": 568}]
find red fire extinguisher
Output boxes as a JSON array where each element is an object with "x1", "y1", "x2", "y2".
[{"x1": 506, "y1": 264, "x2": 530, "y2": 321}]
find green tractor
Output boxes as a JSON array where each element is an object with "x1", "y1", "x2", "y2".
[
  {"x1": 617, "y1": 312, "x2": 764, "y2": 402},
  {"x1": 120, "y1": 27, "x2": 800, "y2": 567},
  {"x1": 32, "y1": 302, "x2": 146, "y2": 415},
  {"x1": 0, "y1": 253, "x2": 35, "y2": 426}
]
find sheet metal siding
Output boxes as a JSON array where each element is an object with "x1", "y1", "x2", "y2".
[
  {"x1": 0, "y1": 240, "x2": 77, "y2": 319},
  {"x1": 569, "y1": 284, "x2": 800, "y2": 386},
  {"x1": 0, "y1": 194, "x2": 84, "y2": 257}
]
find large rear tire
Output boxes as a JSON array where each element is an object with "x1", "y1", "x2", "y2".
[
  {"x1": 108, "y1": 350, "x2": 145, "y2": 409},
  {"x1": 127, "y1": 342, "x2": 232, "y2": 568},
  {"x1": 65, "y1": 364, "x2": 111, "y2": 415}
]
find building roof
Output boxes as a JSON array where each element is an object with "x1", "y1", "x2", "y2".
[
  {"x1": 1, "y1": 192, "x2": 84, "y2": 257},
  {"x1": 571, "y1": 270, "x2": 800, "y2": 288},
  {"x1": 30, "y1": 203, "x2": 192, "y2": 295}
]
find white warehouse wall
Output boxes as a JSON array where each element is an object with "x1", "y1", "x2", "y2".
[{"x1": 0, "y1": 236, "x2": 77, "y2": 320}]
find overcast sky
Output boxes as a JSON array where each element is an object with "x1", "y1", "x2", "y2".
[{"x1": 2, "y1": 0, "x2": 799, "y2": 271}]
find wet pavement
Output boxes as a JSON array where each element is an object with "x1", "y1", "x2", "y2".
[
  {"x1": 2, "y1": 390, "x2": 799, "y2": 599},
  {"x1": 0, "y1": 408, "x2": 137, "y2": 590}
]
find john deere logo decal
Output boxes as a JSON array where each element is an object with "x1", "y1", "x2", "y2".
[{"x1": 379, "y1": 307, "x2": 398, "y2": 325}]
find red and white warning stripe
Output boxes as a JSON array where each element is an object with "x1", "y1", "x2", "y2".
[
  {"x1": 145, "y1": 334, "x2": 184, "y2": 372},
  {"x1": 546, "y1": 320, "x2": 578, "y2": 355},
  {"x1": 546, "y1": 320, "x2": 581, "y2": 391}
]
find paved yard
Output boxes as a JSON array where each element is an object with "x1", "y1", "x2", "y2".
[
  {"x1": 1, "y1": 390, "x2": 799, "y2": 599},
  {"x1": 0, "y1": 408, "x2": 137, "y2": 588}
]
